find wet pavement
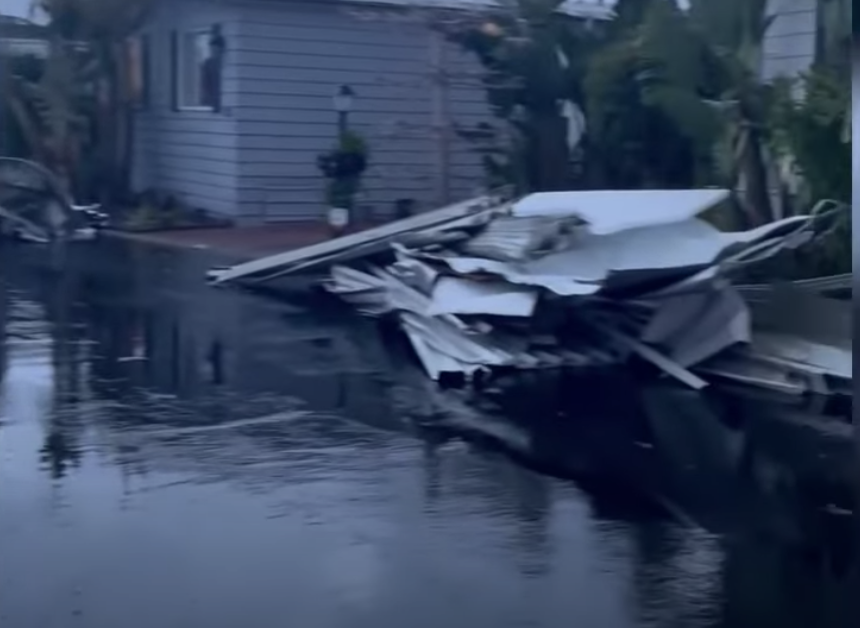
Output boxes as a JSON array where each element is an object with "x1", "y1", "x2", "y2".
[{"x1": 0, "y1": 240, "x2": 854, "y2": 628}]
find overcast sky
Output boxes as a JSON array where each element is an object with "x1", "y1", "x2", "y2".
[
  {"x1": 0, "y1": 0, "x2": 45, "y2": 22},
  {"x1": 2, "y1": 0, "x2": 29, "y2": 17}
]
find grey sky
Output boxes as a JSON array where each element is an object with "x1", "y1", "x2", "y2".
[
  {"x1": 1, "y1": 0, "x2": 45, "y2": 22},
  {"x1": 1, "y1": 0, "x2": 29, "y2": 17}
]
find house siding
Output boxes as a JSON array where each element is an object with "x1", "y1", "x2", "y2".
[
  {"x1": 762, "y1": 0, "x2": 818, "y2": 80},
  {"x1": 133, "y1": 0, "x2": 243, "y2": 218},
  {"x1": 230, "y1": 0, "x2": 489, "y2": 221}
]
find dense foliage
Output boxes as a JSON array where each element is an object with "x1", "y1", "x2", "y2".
[
  {"x1": 584, "y1": 0, "x2": 719, "y2": 190},
  {"x1": 452, "y1": 0, "x2": 726, "y2": 193},
  {"x1": 453, "y1": 0, "x2": 850, "y2": 274},
  {"x1": 1, "y1": 0, "x2": 155, "y2": 204}
]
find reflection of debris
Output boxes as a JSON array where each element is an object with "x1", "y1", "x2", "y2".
[
  {"x1": 210, "y1": 190, "x2": 849, "y2": 402},
  {"x1": 0, "y1": 157, "x2": 107, "y2": 242}
]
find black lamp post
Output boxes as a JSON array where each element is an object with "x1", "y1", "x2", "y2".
[{"x1": 332, "y1": 84, "x2": 355, "y2": 138}]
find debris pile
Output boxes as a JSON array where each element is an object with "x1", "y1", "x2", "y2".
[
  {"x1": 0, "y1": 157, "x2": 106, "y2": 242},
  {"x1": 210, "y1": 189, "x2": 849, "y2": 397}
]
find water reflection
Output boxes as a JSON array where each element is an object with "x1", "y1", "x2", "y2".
[{"x1": 0, "y1": 241, "x2": 853, "y2": 628}]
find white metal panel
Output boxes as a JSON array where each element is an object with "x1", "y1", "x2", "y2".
[
  {"x1": 427, "y1": 276, "x2": 538, "y2": 317},
  {"x1": 212, "y1": 195, "x2": 496, "y2": 282},
  {"x1": 510, "y1": 189, "x2": 730, "y2": 234}
]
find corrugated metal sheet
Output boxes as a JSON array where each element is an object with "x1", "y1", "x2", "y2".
[
  {"x1": 458, "y1": 215, "x2": 569, "y2": 262},
  {"x1": 736, "y1": 274, "x2": 852, "y2": 300},
  {"x1": 748, "y1": 285, "x2": 851, "y2": 349},
  {"x1": 416, "y1": 254, "x2": 602, "y2": 296},
  {"x1": 752, "y1": 333, "x2": 852, "y2": 380}
]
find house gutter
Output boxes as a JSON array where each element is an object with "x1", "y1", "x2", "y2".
[{"x1": 276, "y1": 0, "x2": 615, "y2": 21}]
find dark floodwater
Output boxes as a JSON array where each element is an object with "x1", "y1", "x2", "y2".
[{"x1": 0, "y1": 240, "x2": 854, "y2": 628}]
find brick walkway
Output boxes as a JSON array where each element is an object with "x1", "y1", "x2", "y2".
[{"x1": 107, "y1": 221, "x2": 380, "y2": 259}]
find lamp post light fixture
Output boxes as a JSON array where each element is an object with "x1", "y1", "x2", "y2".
[{"x1": 333, "y1": 84, "x2": 355, "y2": 137}]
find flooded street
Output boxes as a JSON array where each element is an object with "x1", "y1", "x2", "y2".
[{"x1": 0, "y1": 240, "x2": 854, "y2": 628}]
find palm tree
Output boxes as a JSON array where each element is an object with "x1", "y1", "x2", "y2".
[
  {"x1": 10, "y1": 0, "x2": 155, "y2": 204},
  {"x1": 1, "y1": 40, "x2": 94, "y2": 197},
  {"x1": 642, "y1": 0, "x2": 850, "y2": 226},
  {"x1": 630, "y1": 0, "x2": 777, "y2": 225}
]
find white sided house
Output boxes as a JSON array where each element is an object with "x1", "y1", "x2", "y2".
[
  {"x1": 761, "y1": 0, "x2": 820, "y2": 80},
  {"x1": 130, "y1": 0, "x2": 819, "y2": 224},
  {"x1": 130, "y1": 0, "x2": 612, "y2": 224}
]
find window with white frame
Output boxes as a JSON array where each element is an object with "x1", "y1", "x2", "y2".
[{"x1": 175, "y1": 27, "x2": 222, "y2": 110}]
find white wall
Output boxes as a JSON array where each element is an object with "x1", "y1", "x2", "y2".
[
  {"x1": 228, "y1": 0, "x2": 489, "y2": 221},
  {"x1": 762, "y1": 0, "x2": 818, "y2": 80}
]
